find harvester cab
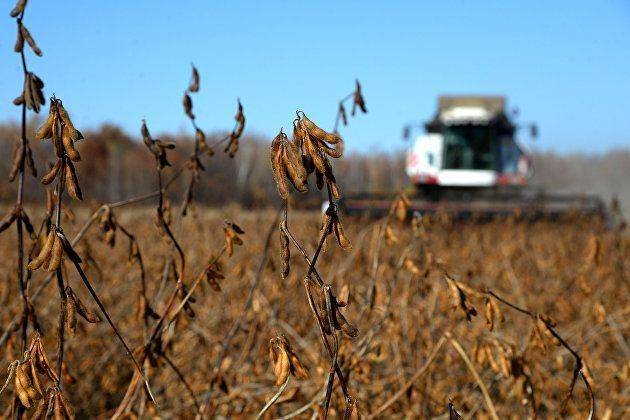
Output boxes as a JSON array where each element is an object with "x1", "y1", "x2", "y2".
[{"x1": 405, "y1": 96, "x2": 533, "y2": 196}]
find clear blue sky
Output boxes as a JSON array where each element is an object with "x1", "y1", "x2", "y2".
[{"x1": 1, "y1": 0, "x2": 629, "y2": 154}]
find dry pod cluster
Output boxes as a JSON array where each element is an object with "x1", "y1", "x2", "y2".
[
  {"x1": 224, "y1": 99, "x2": 246, "y2": 158},
  {"x1": 293, "y1": 111, "x2": 344, "y2": 198},
  {"x1": 270, "y1": 130, "x2": 307, "y2": 199},
  {"x1": 141, "y1": 120, "x2": 175, "y2": 170},
  {"x1": 223, "y1": 219, "x2": 245, "y2": 257},
  {"x1": 27, "y1": 228, "x2": 63, "y2": 272},
  {"x1": 196, "y1": 128, "x2": 213, "y2": 156},
  {"x1": 351, "y1": 80, "x2": 367, "y2": 116},
  {"x1": 318, "y1": 284, "x2": 358, "y2": 337},
  {"x1": 319, "y1": 205, "x2": 352, "y2": 250},
  {"x1": 0, "y1": 335, "x2": 61, "y2": 410},
  {"x1": 27, "y1": 228, "x2": 82, "y2": 273},
  {"x1": 31, "y1": 386, "x2": 75, "y2": 419},
  {"x1": 36, "y1": 99, "x2": 83, "y2": 161},
  {"x1": 13, "y1": 18, "x2": 43, "y2": 57},
  {"x1": 197, "y1": 259, "x2": 225, "y2": 292},
  {"x1": 336, "y1": 79, "x2": 368, "y2": 129},
  {"x1": 64, "y1": 286, "x2": 102, "y2": 334},
  {"x1": 13, "y1": 72, "x2": 45, "y2": 113},
  {"x1": 99, "y1": 206, "x2": 117, "y2": 247},
  {"x1": 445, "y1": 275, "x2": 478, "y2": 322},
  {"x1": 36, "y1": 99, "x2": 84, "y2": 200}
]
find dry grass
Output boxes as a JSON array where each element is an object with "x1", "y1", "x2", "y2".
[{"x1": 1, "y1": 207, "x2": 627, "y2": 418}]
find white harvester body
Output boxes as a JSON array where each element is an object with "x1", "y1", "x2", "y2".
[{"x1": 405, "y1": 96, "x2": 532, "y2": 189}]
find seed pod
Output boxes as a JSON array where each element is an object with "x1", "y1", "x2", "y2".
[
  {"x1": 485, "y1": 298, "x2": 495, "y2": 331},
  {"x1": 300, "y1": 113, "x2": 342, "y2": 145},
  {"x1": 25, "y1": 145, "x2": 36, "y2": 177},
  {"x1": 337, "y1": 309, "x2": 359, "y2": 338},
  {"x1": 141, "y1": 120, "x2": 151, "y2": 146},
  {"x1": 28, "y1": 359, "x2": 44, "y2": 396},
  {"x1": 303, "y1": 135, "x2": 326, "y2": 174},
  {"x1": 10, "y1": 0, "x2": 28, "y2": 18},
  {"x1": 14, "y1": 24, "x2": 24, "y2": 53},
  {"x1": 13, "y1": 94, "x2": 24, "y2": 106},
  {"x1": 224, "y1": 100, "x2": 246, "y2": 159},
  {"x1": 22, "y1": 73, "x2": 45, "y2": 113},
  {"x1": 196, "y1": 128, "x2": 213, "y2": 156},
  {"x1": 224, "y1": 133, "x2": 239, "y2": 158},
  {"x1": 53, "y1": 393, "x2": 65, "y2": 420},
  {"x1": 315, "y1": 169, "x2": 325, "y2": 191},
  {"x1": 271, "y1": 132, "x2": 290, "y2": 199},
  {"x1": 23, "y1": 74, "x2": 33, "y2": 110},
  {"x1": 31, "y1": 393, "x2": 50, "y2": 420},
  {"x1": 45, "y1": 232, "x2": 63, "y2": 272},
  {"x1": 338, "y1": 103, "x2": 347, "y2": 126},
  {"x1": 279, "y1": 220, "x2": 290, "y2": 279},
  {"x1": 58, "y1": 390, "x2": 75, "y2": 419},
  {"x1": 323, "y1": 158, "x2": 341, "y2": 199},
  {"x1": 272, "y1": 344, "x2": 290, "y2": 386},
  {"x1": 20, "y1": 25, "x2": 42, "y2": 56},
  {"x1": 65, "y1": 293, "x2": 78, "y2": 336},
  {"x1": 300, "y1": 154, "x2": 315, "y2": 178},
  {"x1": 41, "y1": 159, "x2": 62, "y2": 185},
  {"x1": 223, "y1": 220, "x2": 244, "y2": 257},
  {"x1": 28, "y1": 229, "x2": 56, "y2": 270},
  {"x1": 188, "y1": 64, "x2": 200, "y2": 92},
  {"x1": 68, "y1": 288, "x2": 101, "y2": 324},
  {"x1": 14, "y1": 362, "x2": 38, "y2": 408},
  {"x1": 317, "y1": 138, "x2": 343, "y2": 159},
  {"x1": 390, "y1": 193, "x2": 410, "y2": 222},
  {"x1": 9, "y1": 144, "x2": 25, "y2": 182},
  {"x1": 271, "y1": 162, "x2": 289, "y2": 198},
  {"x1": 331, "y1": 212, "x2": 352, "y2": 250},
  {"x1": 65, "y1": 161, "x2": 83, "y2": 201},
  {"x1": 62, "y1": 125, "x2": 81, "y2": 161},
  {"x1": 29, "y1": 73, "x2": 45, "y2": 111},
  {"x1": 183, "y1": 92, "x2": 194, "y2": 119},
  {"x1": 57, "y1": 103, "x2": 82, "y2": 141},
  {"x1": 337, "y1": 284, "x2": 350, "y2": 307},
  {"x1": 281, "y1": 141, "x2": 307, "y2": 193},
  {"x1": 45, "y1": 189, "x2": 55, "y2": 215},
  {"x1": 445, "y1": 275, "x2": 477, "y2": 322},
  {"x1": 352, "y1": 79, "x2": 367, "y2": 115}
]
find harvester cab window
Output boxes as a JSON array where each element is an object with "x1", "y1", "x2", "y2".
[
  {"x1": 442, "y1": 125, "x2": 496, "y2": 170},
  {"x1": 499, "y1": 136, "x2": 521, "y2": 173}
]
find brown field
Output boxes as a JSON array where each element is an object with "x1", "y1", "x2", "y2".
[
  {"x1": 3, "y1": 2, "x2": 629, "y2": 418},
  {"x1": 1, "y1": 207, "x2": 627, "y2": 418}
]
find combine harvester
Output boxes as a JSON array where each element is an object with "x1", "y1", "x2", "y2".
[{"x1": 342, "y1": 96, "x2": 607, "y2": 219}]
